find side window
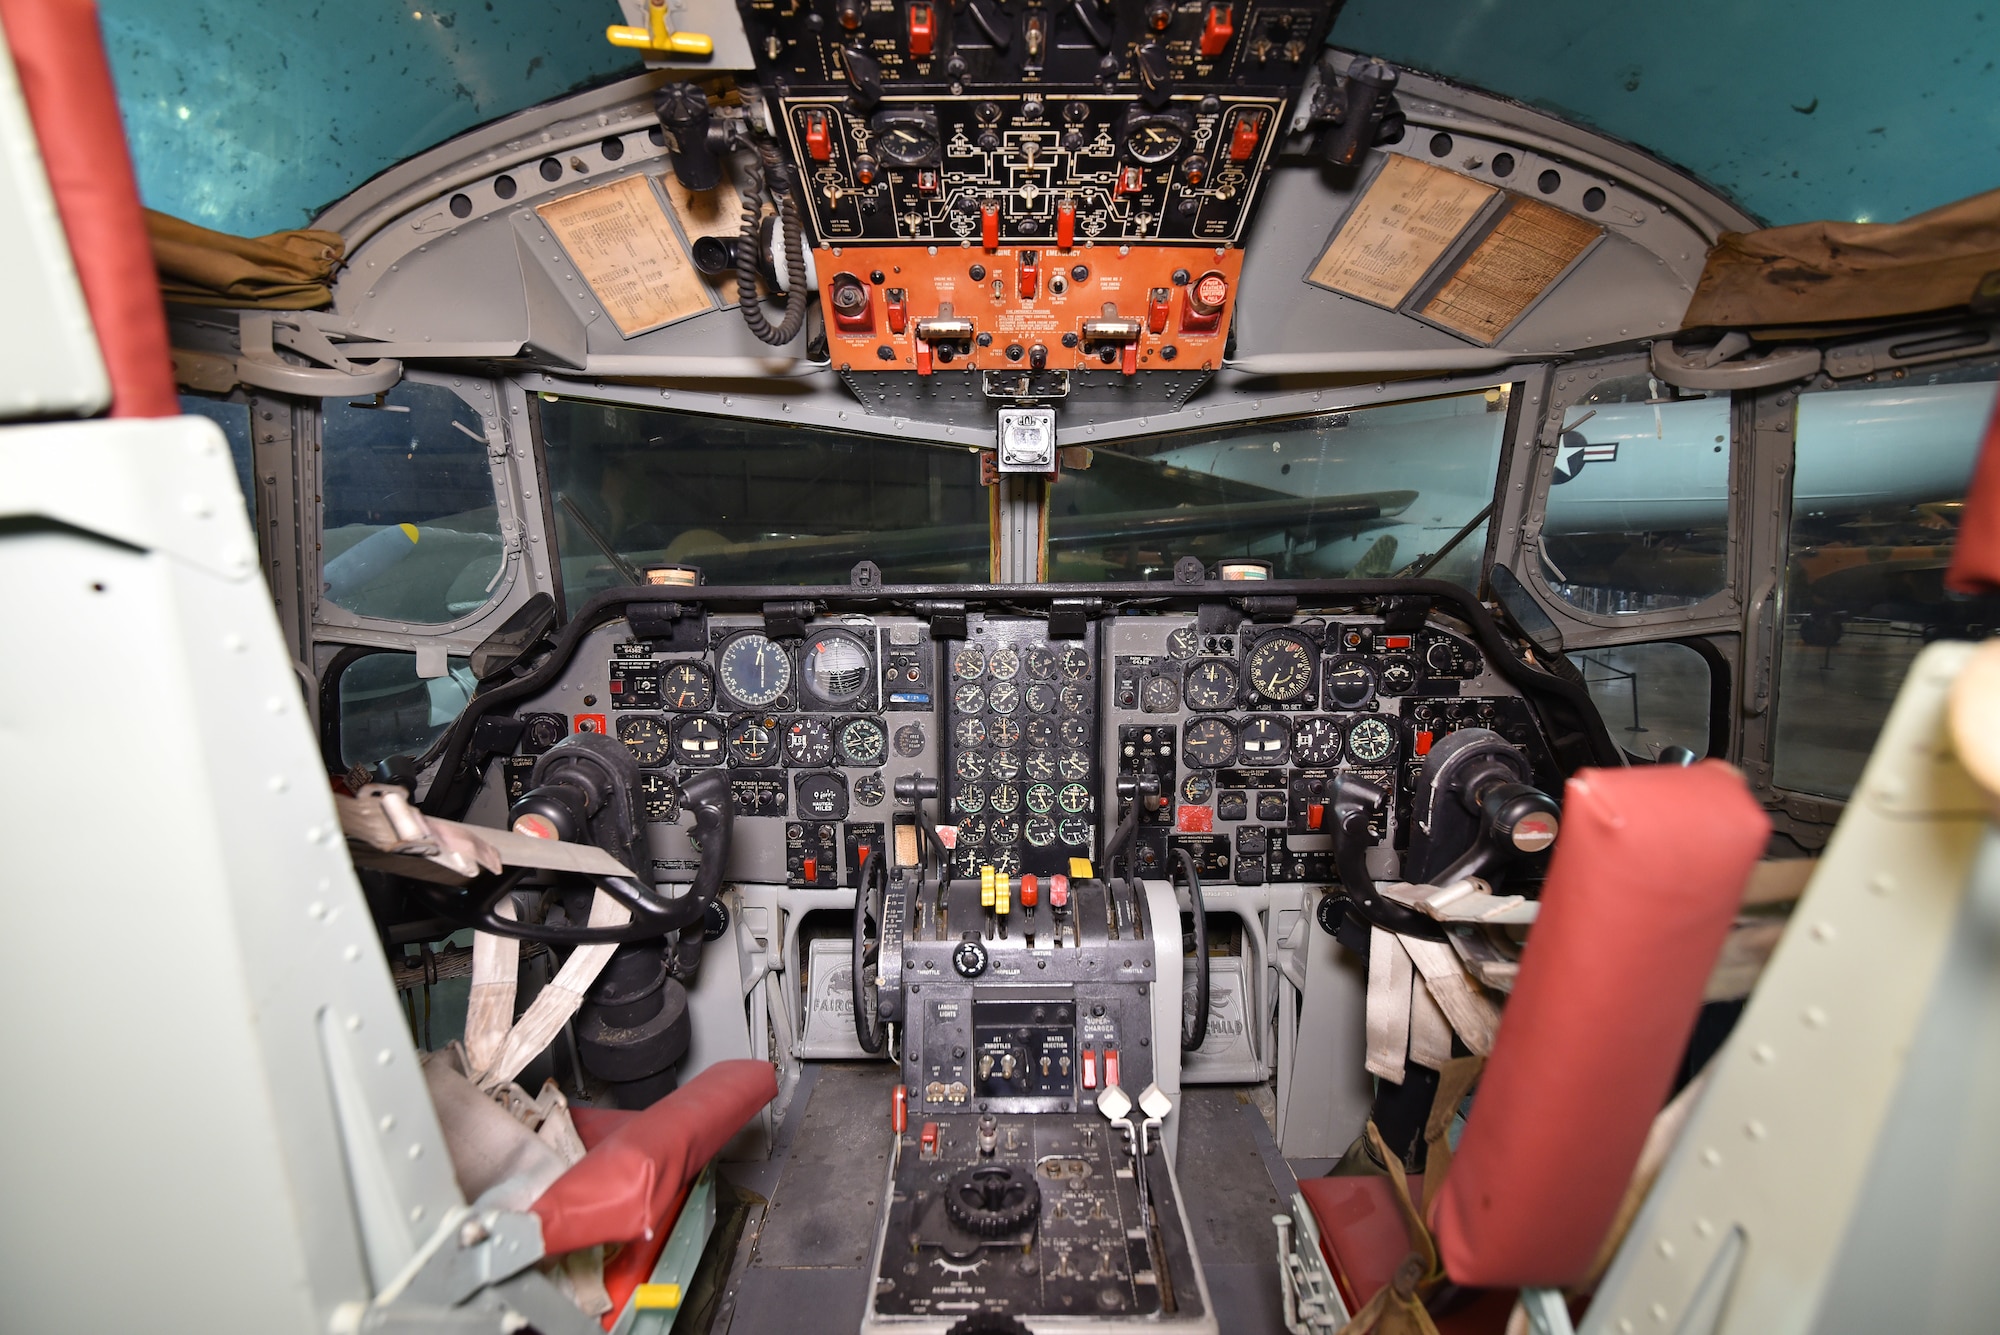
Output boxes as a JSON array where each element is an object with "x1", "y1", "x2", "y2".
[
  {"x1": 1566, "y1": 641, "x2": 1713, "y2": 763},
  {"x1": 179, "y1": 393, "x2": 255, "y2": 526},
  {"x1": 334, "y1": 652, "x2": 475, "y2": 771},
  {"x1": 1540, "y1": 374, "x2": 1730, "y2": 615},
  {"x1": 1773, "y1": 364, "x2": 2000, "y2": 797},
  {"x1": 320, "y1": 382, "x2": 503, "y2": 623}
]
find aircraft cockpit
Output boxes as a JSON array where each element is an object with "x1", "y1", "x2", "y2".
[{"x1": 6, "y1": 2, "x2": 2000, "y2": 1333}]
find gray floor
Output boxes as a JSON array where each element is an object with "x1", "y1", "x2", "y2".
[{"x1": 707, "y1": 1063, "x2": 1308, "y2": 1335}]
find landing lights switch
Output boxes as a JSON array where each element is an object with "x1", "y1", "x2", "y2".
[{"x1": 996, "y1": 407, "x2": 1058, "y2": 473}]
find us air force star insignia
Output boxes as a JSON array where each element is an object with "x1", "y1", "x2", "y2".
[{"x1": 1551, "y1": 430, "x2": 1618, "y2": 484}]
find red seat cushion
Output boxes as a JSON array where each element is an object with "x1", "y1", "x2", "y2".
[
  {"x1": 1947, "y1": 387, "x2": 2000, "y2": 594},
  {"x1": 1428, "y1": 762, "x2": 1767, "y2": 1289},
  {"x1": 1299, "y1": 1176, "x2": 1512, "y2": 1335}
]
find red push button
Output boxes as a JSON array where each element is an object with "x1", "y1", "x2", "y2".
[
  {"x1": 1199, "y1": 3, "x2": 1234, "y2": 56},
  {"x1": 1081, "y1": 1048, "x2": 1097, "y2": 1089},
  {"x1": 1229, "y1": 109, "x2": 1266, "y2": 162},
  {"x1": 908, "y1": 1, "x2": 935, "y2": 56},
  {"x1": 1057, "y1": 199, "x2": 1076, "y2": 250},
  {"x1": 981, "y1": 201, "x2": 1000, "y2": 250},
  {"x1": 804, "y1": 109, "x2": 833, "y2": 162}
]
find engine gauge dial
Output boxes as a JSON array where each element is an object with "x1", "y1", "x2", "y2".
[
  {"x1": 1166, "y1": 625, "x2": 1199, "y2": 661},
  {"x1": 953, "y1": 646, "x2": 988, "y2": 681},
  {"x1": 955, "y1": 782, "x2": 987, "y2": 814},
  {"x1": 989, "y1": 814, "x2": 1020, "y2": 846},
  {"x1": 783, "y1": 716, "x2": 835, "y2": 766},
  {"x1": 1058, "y1": 718, "x2": 1090, "y2": 749},
  {"x1": 1025, "y1": 646, "x2": 1057, "y2": 680},
  {"x1": 1292, "y1": 717, "x2": 1344, "y2": 767},
  {"x1": 1057, "y1": 782, "x2": 1092, "y2": 814},
  {"x1": 1025, "y1": 749, "x2": 1057, "y2": 782},
  {"x1": 954, "y1": 716, "x2": 988, "y2": 748},
  {"x1": 1059, "y1": 645, "x2": 1090, "y2": 680},
  {"x1": 1059, "y1": 684, "x2": 1089, "y2": 714},
  {"x1": 989, "y1": 782, "x2": 1021, "y2": 815},
  {"x1": 894, "y1": 723, "x2": 926, "y2": 757},
  {"x1": 854, "y1": 772, "x2": 886, "y2": 806},
  {"x1": 874, "y1": 118, "x2": 941, "y2": 167},
  {"x1": 989, "y1": 749, "x2": 1022, "y2": 781},
  {"x1": 660, "y1": 661, "x2": 715, "y2": 711},
  {"x1": 1378, "y1": 657, "x2": 1417, "y2": 696},
  {"x1": 1184, "y1": 660, "x2": 1239, "y2": 711},
  {"x1": 1025, "y1": 782, "x2": 1057, "y2": 815},
  {"x1": 1058, "y1": 816, "x2": 1090, "y2": 845},
  {"x1": 617, "y1": 714, "x2": 672, "y2": 766},
  {"x1": 719, "y1": 633, "x2": 791, "y2": 707},
  {"x1": 1323, "y1": 657, "x2": 1377, "y2": 710},
  {"x1": 673, "y1": 716, "x2": 724, "y2": 766},
  {"x1": 1346, "y1": 716, "x2": 1396, "y2": 764},
  {"x1": 987, "y1": 646, "x2": 1021, "y2": 681},
  {"x1": 958, "y1": 815, "x2": 988, "y2": 846},
  {"x1": 1181, "y1": 772, "x2": 1215, "y2": 804},
  {"x1": 1058, "y1": 748, "x2": 1091, "y2": 780},
  {"x1": 1141, "y1": 675, "x2": 1180, "y2": 712},
  {"x1": 954, "y1": 682, "x2": 987, "y2": 714},
  {"x1": 1025, "y1": 682, "x2": 1058, "y2": 713},
  {"x1": 988, "y1": 680, "x2": 1021, "y2": 715},
  {"x1": 838, "y1": 717, "x2": 888, "y2": 766},
  {"x1": 989, "y1": 716, "x2": 1022, "y2": 748},
  {"x1": 1238, "y1": 715, "x2": 1291, "y2": 766},
  {"x1": 1182, "y1": 716, "x2": 1238, "y2": 768},
  {"x1": 1124, "y1": 116, "x2": 1187, "y2": 163},
  {"x1": 728, "y1": 717, "x2": 777, "y2": 766},
  {"x1": 802, "y1": 630, "x2": 872, "y2": 706},
  {"x1": 1025, "y1": 815, "x2": 1057, "y2": 847},
  {"x1": 640, "y1": 771, "x2": 680, "y2": 823},
  {"x1": 955, "y1": 750, "x2": 987, "y2": 781},
  {"x1": 1247, "y1": 631, "x2": 1316, "y2": 702},
  {"x1": 991, "y1": 847, "x2": 1021, "y2": 876},
  {"x1": 1024, "y1": 717, "x2": 1056, "y2": 749}
]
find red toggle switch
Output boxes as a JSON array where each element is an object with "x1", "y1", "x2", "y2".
[
  {"x1": 1050, "y1": 874, "x2": 1070, "y2": 908},
  {"x1": 804, "y1": 109, "x2": 833, "y2": 162},
  {"x1": 802, "y1": 857, "x2": 818, "y2": 881},
  {"x1": 885, "y1": 287, "x2": 908, "y2": 334},
  {"x1": 915, "y1": 335, "x2": 933, "y2": 376},
  {"x1": 891, "y1": 1084, "x2": 908, "y2": 1133},
  {"x1": 1115, "y1": 165, "x2": 1145, "y2": 196},
  {"x1": 857, "y1": 843, "x2": 873, "y2": 869},
  {"x1": 1020, "y1": 874, "x2": 1039, "y2": 907},
  {"x1": 920, "y1": 1121, "x2": 939, "y2": 1156},
  {"x1": 981, "y1": 201, "x2": 1000, "y2": 251},
  {"x1": 1415, "y1": 730, "x2": 1435, "y2": 756},
  {"x1": 1229, "y1": 109, "x2": 1266, "y2": 162},
  {"x1": 1120, "y1": 340, "x2": 1138, "y2": 376},
  {"x1": 1019, "y1": 250, "x2": 1040, "y2": 300},
  {"x1": 1146, "y1": 286, "x2": 1171, "y2": 334},
  {"x1": 1104, "y1": 1049, "x2": 1122, "y2": 1089},
  {"x1": 1081, "y1": 1048, "x2": 1097, "y2": 1088},
  {"x1": 1057, "y1": 199, "x2": 1076, "y2": 250},
  {"x1": 908, "y1": 0, "x2": 935, "y2": 56},
  {"x1": 1307, "y1": 802, "x2": 1325, "y2": 831},
  {"x1": 917, "y1": 169, "x2": 939, "y2": 194},
  {"x1": 1199, "y1": 2, "x2": 1234, "y2": 56}
]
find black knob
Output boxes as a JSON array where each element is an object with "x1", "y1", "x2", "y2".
[
  {"x1": 843, "y1": 45, "x2": 884, "y2": 109},
  {"x1": 1134, "y1": 40, "x2": 1173, "y2": 108},
  {"x1": 953, "y1": 938, "x2": 990, "y2": 978}
]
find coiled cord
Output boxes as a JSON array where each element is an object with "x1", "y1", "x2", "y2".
[{"x1": 736, "y1": 142, "x2": 811, "y2": 346}]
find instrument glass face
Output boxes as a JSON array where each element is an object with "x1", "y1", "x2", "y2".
[
  {"x1": 838, "y1": 716, "x2": 888, "y2": 765},
  {"x1": 1247, "y1": 631, "x2": 1315, "y2": 702},
  {"x1": 785, "y1": 716, "x2": 836, "y2": 766},
  {"x1": 719, "y1": 633, "x2": 792, "y2": 707},
  {"x1": 1292, "y1": 716, "x2": 1343, "y2": 766},
  {"x1": 617, "y1": 714, "x2": 672, "y2": 765},
  {"x1": 673, "y1": 715, "x2": 725, "y2": 765},
  {"x1": 1182, "y1": 716, "x2": 1238, "y2": 768},
  {"x1": 1238, "y1": 714, "x2": 1292, "y2": 766},
  {"x1": 1184, "y1": 659, "x2": 1239, "y2": 711},
  {"x1": 803, "y1": 630, "x2": 872, "y2": 704},
  {"x1": 661, "y1": 661, "x2": 715, "y2": 711},
  {"x1": 1346, "y1": 716, "x2": 1395, "y2": 763}
]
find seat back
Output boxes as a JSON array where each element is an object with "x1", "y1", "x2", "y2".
[{"x1": 1428, "y1": 761, "x2": 1768, "y2": 1289}]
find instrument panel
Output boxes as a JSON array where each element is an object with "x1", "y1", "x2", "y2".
[{"x1": 485, "y1": 592, "x2": 1563, "y2": 894}]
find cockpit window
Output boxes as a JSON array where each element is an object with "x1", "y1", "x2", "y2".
[
  {"x1": 1773, "y1": 363, "x2": 2000, "y2": 798},
  {"x1": 334, "y1": 650, "x2": 476, "y2": 771},
  {"x1": 1057, "y1": 387, "x2": 1509, "y2": 584},
  {"x1": 537, "y1": 398, "x2": 986, "y2": 601},
  {"x1": 320, "y1": 382, "x2": 505, "y2": 624}
]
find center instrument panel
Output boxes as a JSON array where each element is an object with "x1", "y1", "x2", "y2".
[
  {"x1": 489, "y1": 593, "x2": 1561, "y2": 894},
  {"x1": 739, "y1": 0, "x2": 1341, "y2": 372}
]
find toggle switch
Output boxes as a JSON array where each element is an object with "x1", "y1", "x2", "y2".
[
  {"x1": 1146, "y1": 287, "x2": 1171, "y2": 334},
  {"x1": 1081, "y1": 1048, "x2": 1097, "y2": 1088},
  {"x1": 1229, "y1": 109, "x2": 1267, "y2": 162},
  {"x1": 907, "y1": 0, "x2": 935, "y2": 55},
  {"x1": 802, "y1": 856, "x2": 818, "y2": 881},
  {"x1": 804, "y1": 109, "x2": 833, "y2": 162},
  {"x1": 1019, "y1": 250, "x2": 1040, "y2": 300},
  {"x1": 1199, "y1": 2, "x2": 1234, "y2": 56},
  {"x1": 981, "y1": 201, "x2": 1000, "y2": 250},
  {"x1": 1057, "y1": 199, "x2": 1076, "y2": 250},
  {"x1": 1104, "y1": 1048, "x2": 1121, "y2": 1089}
]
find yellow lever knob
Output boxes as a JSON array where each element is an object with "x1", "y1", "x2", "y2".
[{"x1": 607, "y1": 0, "x2": 715, "y2": 56}]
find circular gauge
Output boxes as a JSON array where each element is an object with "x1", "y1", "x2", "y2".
[
  {"x1": 1166, "y1": 625, "x2": 1199, "y2": 661},
  {"x1": 989, "y1": 680, "x2": 1021, "y2": 715},
  {"x1": 854, "y1": 772, "x2": 886, "y2": 805},
  {"x1": 660, "y1": 662, "x2": 715, "y2": 711},
  {"x1": 954, "y1": 682, "x2": 987, "y2": 714},
  {"x1": 1026, "y1": 646, "x2": 1057, "y2": 680},
  {"x1": 1183, "y1": 716, "x2": 1238, "y2": 768},
  {"x1": 955, "y1": 781, "x2": 987, "y2": 814},
  {"x1": 838, "y1": 717, "x2": 887, "y2": 766},
  {"x1": 1025, "y1": 749, "x2": 1057, "y2": 782},
  {"x1": 802, "y1": 630, "x2": 871, "y2": 705},
  {"x1": 1060, "y1": 645, "x2": 1090, "y2": 680},
  {"x1": 1024, "y1": 717, "x2": 1056, "y2": 749},
  {"x1": 894, "y1": 722, "x2": 926, "y2": 757},
  {"x1": 1378, "y1": 657, "x2": 1417, "y2": 696},
  {"x1": 1185, "y1": 660, "x2": 1239, "y2": 711},
  {"x1": 719, "y1": 633, "x2": 791, "y2": 707},
  {"x1": 989, "y1": 750, "x2": 1021, "y2": 781},
  {"x1": 955, "y1": 750, "x2": 988, "y2": 780},
  {"x1": 1125, "y1": 117, "x2": 1187, "y2": 164},
  {"x1": 1025, "y1": 782, "x2": 1057, "y2": 815},
  {"x1": 1058, "y1": 748, "x2": 1091, "y2": 781},
  {"x1": 1057, "y1": 782, "x2": 1092, "y2": 814},
  {"x1": 783, "y1": 716, "x2": 835, "y2": 766},
  {"x1": 989, "y1": 814, "x2": 1021, "y2": 845},
  {"x1": 988, "y1": 646, "x2": 1021, "y2": 681},
  {"x1": 1293, "y1": 717, "x2": 1344, "y2": 767},
  {"x1": 1025, "y1": 682, "x2": 1058, "y2": 713},
  {"x1": 1059, "y1": 718, "x2": 1090, "y2": 748},
  {"x1": 1025, "y1": 815, "x2": 1057, "y2": 847},
  {"x1": 991, "y1": 847, "x2": 1021, "y2": 876},
  {"x1": 618, "y1": 715, "x2": 672, "y2": 766},
  {"x1": 990, "y1": 717, "x2": 1022, "y2": 749},
  {"x1": 958, "y1": 815, "x2": 987, "y2": 847},
  {"x1": 1058, "y1": 816, "x2": 1091, "y2": 845},
  {"x1": 673, "y1": 715, "x2": 724, "y2": 766},
  {"x1": 1239, "y1": 715, "x2": 1292, "y2": 766},
  {"x1": 1058, "y1": 684, "x2": 1089, "y2": 715},
  {"x1": 1247, "y1": 631, "x2": 1317, "y2": 702},
  {"x1": 957, "y1": 848, "x2": 985, "y2": 877},
  {"x1": 953, "y1": 646, "x2": 988, "y2": 681},
  {"x1": 1141, "y1": 676, "x2": 1180, "y2": 712},
  {"x1": 1346, "y1": 716, "x2": 1396, "y2": 764},
  {"x1": 641, "y1": 772, "x2": 680, "y2": 822},
  {"x1": 524, "y1": 713, "x2": 567, "y2": 752},
  {"x1": 728, "y1": 717, "x2": 777, "y2": 766},
  {"x1": 875, "y1": 119, "x2": 941, "y2": 167},
  {"x1": 989, "y1": 782, "x2": 1021, "y2": 815},
  {"x1": 954, "y1": 716, "x2": 988, "y2": 748},
  {"x1": 795, "y1": 772, "x2": 849, "y2": 821},
  {"x1": 1181, "y1": 772, "x2": 1215, "y2": 804},
  {"x1": 1425, "y1": 638, "x2": 1458, "y2": 674},
  {"x1": 1324, "y1": 657, "x2": 1377, "y2": 710}
]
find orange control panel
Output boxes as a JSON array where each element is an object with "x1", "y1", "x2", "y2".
[{"x1": 816, "y1": 244, "x2": 1242, "y2": 375}]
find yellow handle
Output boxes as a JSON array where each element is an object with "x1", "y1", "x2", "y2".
[{"x1": 607, "y1": 0, "x2": 714, "y2": 56}]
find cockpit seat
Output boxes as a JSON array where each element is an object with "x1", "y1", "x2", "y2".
[{"x1": 1281, "y1": 762, "x2": 1769, "y2": 1333}]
